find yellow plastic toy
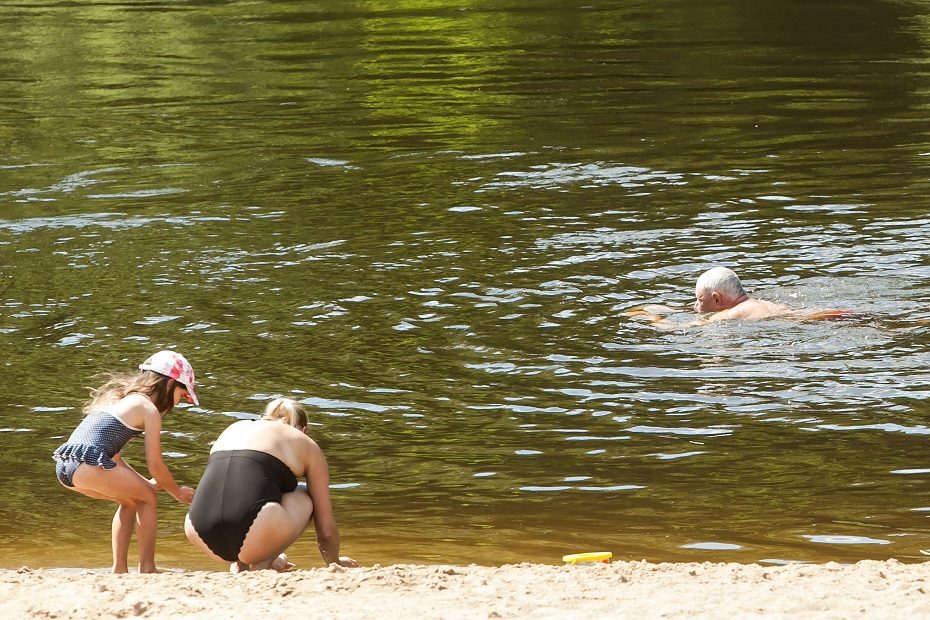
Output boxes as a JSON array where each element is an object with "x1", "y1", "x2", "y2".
[{"x1": 562, "y1": 551, "x2": 613, "y2": 565}]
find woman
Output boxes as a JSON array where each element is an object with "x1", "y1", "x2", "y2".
[{"x1": 185, "y1": 398, "x2": 357, "y2": 571}]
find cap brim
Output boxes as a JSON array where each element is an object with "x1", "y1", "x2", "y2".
[{"x1": 184, "y1": 385, "x2": 200, "y2": 406}]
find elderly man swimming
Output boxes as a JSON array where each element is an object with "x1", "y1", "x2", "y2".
[
  {"x1": 629, "y1": 267, "x2": 850, "y2": 327},
  {"x1": 691, "y1": 266, "x2": 790, "y2": 322}
]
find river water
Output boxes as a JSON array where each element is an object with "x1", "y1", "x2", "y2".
[{"x1": 2, "y1": 0, "x2": 930, "y2": 570}]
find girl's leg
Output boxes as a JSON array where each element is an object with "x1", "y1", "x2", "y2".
[
  {"x1": 112, "y1": 503, "x2": 137, "y2": 573},
  {"x1": 237, "y1": 488, "x2": 314, "y2": 569},
  {"x1": 112, "y1": 499, "x2": 158, "y2": 573},
  {"x1": 71, "y1": 462, "x2": 159, "y2": 573},
  {"x1": 132, "y1": 496, "x2": 159, "y2": 573}
]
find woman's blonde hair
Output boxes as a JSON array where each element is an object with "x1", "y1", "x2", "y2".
[
  {"x1": 83, "y1": 370, "x2": 181, "y2": 415},
  {"x1": 262, "y1": 397, "x2": 308, "y2": 429}
]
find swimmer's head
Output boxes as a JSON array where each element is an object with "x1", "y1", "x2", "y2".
[
  {"x1": 263, "y1": 397, "x2": 309, "y2": 430},
  {"x1": 694, "y1": 266, "x2": 747, "y2": 312}
]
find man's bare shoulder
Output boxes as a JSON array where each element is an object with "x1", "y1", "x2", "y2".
[{"x1": 721, "y1": 298, "x2": 790, "y2": 320}]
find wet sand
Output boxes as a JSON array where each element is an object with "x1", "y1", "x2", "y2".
[{"x1": 3, "y1": 559, "x2": 930, "y2": 618}]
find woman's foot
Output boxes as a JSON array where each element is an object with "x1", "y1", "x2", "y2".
[
  {"x1": 270, "y1": 553, "x2": 295, "y2": 572},
  {"x1": 249, "y1": 553, "x2": 295, "y2": 572},
  {"x1": 235, "y1": 553, "x2": 296, "y2": 572}
]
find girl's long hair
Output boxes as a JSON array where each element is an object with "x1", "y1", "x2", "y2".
[
  {"x1": 83, "y1": 370, "x2": 179, "y2": 415},
  {"x1": 262, "y1": 397, "x2": 308, "y2": 429}
]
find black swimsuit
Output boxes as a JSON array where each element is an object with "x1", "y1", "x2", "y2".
[{"x1": 188, "y1": 449, "x2": 299, "y2": 562}]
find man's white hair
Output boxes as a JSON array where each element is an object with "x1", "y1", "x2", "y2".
[{"x1": 695, "y1": 266, "x2": 746, "y2": 298}]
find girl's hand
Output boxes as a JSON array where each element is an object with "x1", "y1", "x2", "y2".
[{"x1": 175, "y1": 485, "x2": 195, "y2": 504}]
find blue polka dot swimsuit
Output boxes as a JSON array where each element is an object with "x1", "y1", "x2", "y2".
[{"x1": 52, "y1": 410, "x2": 143, "y2": 487}]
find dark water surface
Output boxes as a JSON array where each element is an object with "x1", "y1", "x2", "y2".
[{"x1": 2, "y1": 0, "x2": 930, "y2": 570}]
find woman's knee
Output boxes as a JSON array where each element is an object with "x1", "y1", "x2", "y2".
[
  {"x1": 239, "y1": 501, "x2": 310, "y2": 561},
  {"x1": 282, "y1": 489, "x2": 313, "y2": 518}
]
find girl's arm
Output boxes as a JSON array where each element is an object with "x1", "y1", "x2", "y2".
[
  {"x1": 142, "y1": 407, "x2": 194, "y2": 504},
  {"x1": 305, "y1": 440, "x2": 357, "y2": 567}
]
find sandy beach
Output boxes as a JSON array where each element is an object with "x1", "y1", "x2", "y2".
[{"x1": 3, "y1": 559, "x2": 930, "y2": 619}]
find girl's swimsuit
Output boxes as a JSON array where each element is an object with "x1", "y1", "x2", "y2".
[
  {"x1": 52, "y1": 410, "x2": 144, "y2": 487},
  {"x1": 187, "y1": 449, "x2": 299, "y2": 562}
]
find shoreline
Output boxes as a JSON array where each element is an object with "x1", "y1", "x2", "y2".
[{"x1": 4, "y1": 559, "x2": 930, "y2": 618}]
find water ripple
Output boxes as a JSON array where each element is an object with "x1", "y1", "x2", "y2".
[{"x1": 477, "y1": 162, "x2": 686, "y2": 192}]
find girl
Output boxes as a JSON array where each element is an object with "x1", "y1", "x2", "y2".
[
  {"x1": 53, "y1": 350, "x2": 199, "y2": 573},
  {"x1": 185, "y1": 397, "x2": 357, "y2": 572}
]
